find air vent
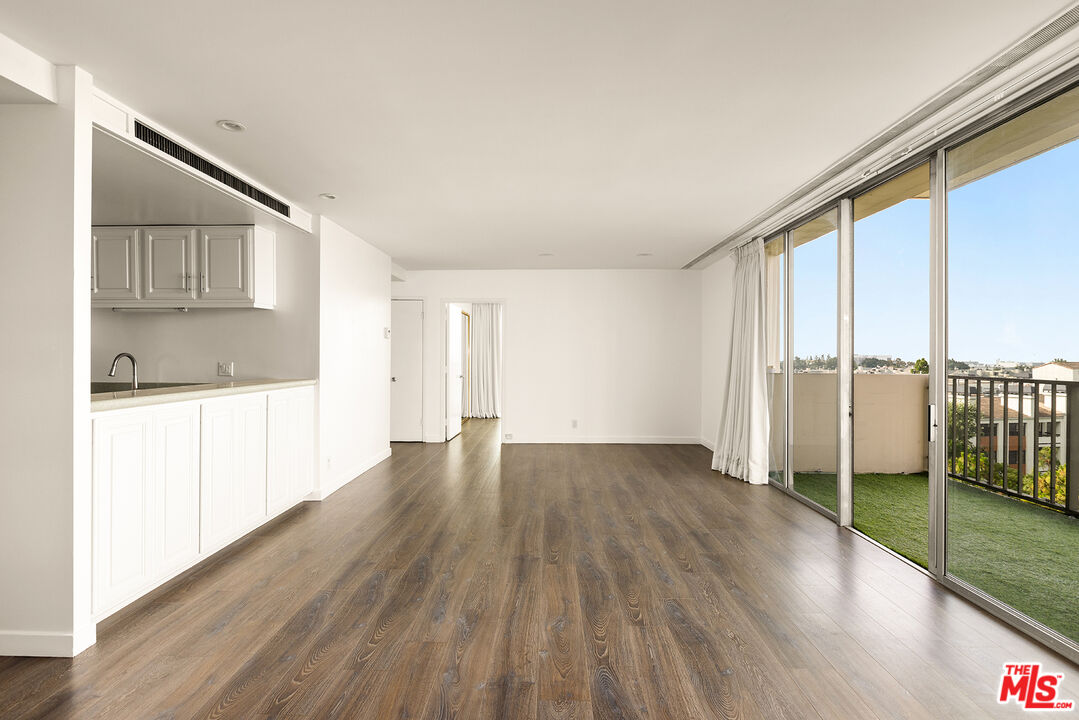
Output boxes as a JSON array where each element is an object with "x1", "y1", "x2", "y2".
[{"x1": 133, "y1": 120, "x2": 290, "y2": 218}]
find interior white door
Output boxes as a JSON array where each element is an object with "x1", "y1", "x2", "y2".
[
  {"x1": 445, "y1": 305, "x2": 463, "y2": 441},
  {"x1": 391, "y1": 299, "x2": 424, "y2": 441}
]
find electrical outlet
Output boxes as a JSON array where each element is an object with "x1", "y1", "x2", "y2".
[
  {"x1": 217, "y1": 361, "x2": 235, "y2": 377},
  {"x1": 571, "y1": 419, "x2": 578, "y2": 429},
  {"x1": 504, "y1": 433, "x2": 514, "y2": 441}
]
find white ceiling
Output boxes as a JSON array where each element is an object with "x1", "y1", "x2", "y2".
[{"x1": 0, "y1": 0, "x2": 1069, "y2": 269}]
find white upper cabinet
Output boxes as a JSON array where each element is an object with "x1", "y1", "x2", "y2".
[
  {"x1": 91, "y1": 227, "x2": 140, "y2": 301},
  {"x1": 91, "y1": 225, "x2": 275, "y2": 309},
  {"x1": 144, "y1": 227, "x2": 197, "y2": 302},
  {"x1": 199, "y1": 227, "x2": 251, "y2": 302}
]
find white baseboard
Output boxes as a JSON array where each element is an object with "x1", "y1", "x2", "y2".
[
  {"x1": 503, "y1": 435, "x2": 702, "y2": 444},
  {"x1": 0, "y1": 624, "x2": 95, "y2": 657},
  {"x1": 423, "y1": 433, "x2": 444, "y2": 443},
  {"x1": 308, "y1": 447, "x2": 392, "y2": 501},
  {"x1": 699, "y1": 436, "x2": 716, "y2": 451}
]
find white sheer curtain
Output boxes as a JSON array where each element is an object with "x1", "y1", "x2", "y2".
[
  {"x1": 469, "y1": 303, "x2": 502, "y2": 418},
  {"x1": 712, "y1": 238, "x2": 770, "y2": 484}
]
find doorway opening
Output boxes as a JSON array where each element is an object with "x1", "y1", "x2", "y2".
[{"x1": 445, "y1": 301, "x2": 503, "y2": 442}]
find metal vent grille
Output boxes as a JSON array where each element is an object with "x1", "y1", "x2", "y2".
[
  {"x1": 685, "y1": 5, "x2": 1079, "y2": 268},
  {"x1": 133, "y1": 120, "x2": 290, "y2": 218}
]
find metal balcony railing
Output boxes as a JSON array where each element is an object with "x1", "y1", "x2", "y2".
[{"x1": 948, "y1": 375, "x2": 1079, "y2": 516}]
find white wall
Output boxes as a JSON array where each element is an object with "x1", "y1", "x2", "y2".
[
  {"x1": 0, "y1": 66, "x2": 95, "y2": 656},
  {"x1": 699, "y1": 254, "x2": 736, "y2": 450},
  {"x1": 91, "y1": 224, "x2": 318, "y2": 383},
  {"x1": 392, "y1": 270, "x2": 701, "y2": 444},
  {"x1": 317, "y1": 216, "x2": 391, "y2": 498}
]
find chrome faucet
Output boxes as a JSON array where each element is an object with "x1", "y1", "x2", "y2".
[{"x1": 107, "y1": 353, "x2": 139, "y2": 391}]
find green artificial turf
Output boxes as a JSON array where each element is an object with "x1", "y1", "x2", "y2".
[{"x1": 792, "y1": 471, "x2": 1079, "y2": 642}]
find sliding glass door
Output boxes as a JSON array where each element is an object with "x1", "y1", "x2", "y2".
[
  {"x1": 790, "y1": 209, "x2": 839, "y2": 512},
  {"x1": 945, "y1": 83, "x2": 1079, "y2": 645},
  {"x1": 758, "y1": 77, "x2": 1079, "y2": 660},
  {"x1": 851, "y1": 164, "x2": 931, "y2": 567},
  {"x1": 765, "y1": 235, "x2": 787, "y2": 486}
]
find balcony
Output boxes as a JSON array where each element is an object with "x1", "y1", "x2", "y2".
[{"x1": 779, "y1": 372, "x2": 1079, "y2": 641}]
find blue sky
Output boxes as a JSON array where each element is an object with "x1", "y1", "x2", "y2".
[{"x1": 790, "y1": 138, "x2": 1079, "y2": 364}]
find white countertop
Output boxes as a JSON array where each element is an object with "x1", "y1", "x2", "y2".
[{"x1": 91, "y1": 378, "x2": 316, "y2": 412}]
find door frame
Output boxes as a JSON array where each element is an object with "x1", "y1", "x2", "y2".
[
  {"x1": 461, "y1": 310, "x2": 471, "y2": 421},
  {"x1": 439, "y1": 298, "x2": 507, "y2": 443},
  {"x1": 443, "y1": 304, "x2": 464, "y2": 441},
  {"x1": 391, "y1": 297, "x2": 425, "y2": 442}
]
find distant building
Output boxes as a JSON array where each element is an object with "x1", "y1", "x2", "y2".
[
  {"x1": 969, "y1": 395, "x2": 1063, "y2": 477},
  {"x1": 1033, "y1": 361, "x2": 1079, "y2": 383}
]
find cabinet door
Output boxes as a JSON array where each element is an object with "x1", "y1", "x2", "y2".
[
  {"x1": 293, "y1": 388, "x2": 315, "y2": 501},
  {"x1": 200, "y1": 394, "x2": 268, "y2": 552},
  {"x1": 144, "y1": 228, "x2": 197, "y2": 301},
  {"x1": 92, "y1": 227, "x2": 139, "y2": 301},
  {"x1": 200, "y1": 399, "x2": 238, "y2": 552},
  {"x1": 235, "y1": 393, "x2": 268, "y2": 532},
  {"x1": 266, "y1": 392, "x2": 293, "y2": 516},
  {"x1": 153, "y1": 405, "x2": 200, "y2": 574},
  {"x1": 93, "y1": 414, "x2": 154, "y2": 615},
  {"x1": 266, "y1": 387, "x2": 315, "y2": 516},
  {"x1": 199, "y1": 227, "x2": 253, "y2": 302}
]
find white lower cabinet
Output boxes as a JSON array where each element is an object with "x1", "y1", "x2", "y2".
[
  {"x1": 153, "y1": 405, "x2": 201, "y2": 576},
  {"x1": 91, "y1": 385, "x2": 315, "y2": 621},
  {"x1": 200, "y1": 393, "x2": 268, "y2": 553},
  {"x1": 92, "y1": 413, "x2": 155, "y2": 615},
  {"x1": 267, "y1": 387, "x2": 315, "y2": 515}
]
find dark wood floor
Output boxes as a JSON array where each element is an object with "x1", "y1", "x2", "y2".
[{"x1": 2, "y1": 419, "x2": 1077, "y2": 719}]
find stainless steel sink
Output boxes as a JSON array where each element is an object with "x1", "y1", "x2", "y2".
[{"x1": 91, "y1": 381, "x2": 199, "y2": 394}]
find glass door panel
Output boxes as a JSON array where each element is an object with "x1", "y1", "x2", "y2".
[
  {"x1": 946, "y1": 83, "x2": 1079, "y2": 643},
  {"x1": 852, "y1": 163, "x2": 931, "y2": 566},
  {"x1": 765, "y1": 234, "x2": 786, "y2": 486},
  {"x1": 791, "y1": 209, "x2": 839, "y2": 512}
]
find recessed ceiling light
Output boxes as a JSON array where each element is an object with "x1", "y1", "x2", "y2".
[
  {"x1": 538, "y1": 252, "x2": 554, "y2": 257},
  {"x1": 318, "y1": 193, "x2": 338, "y2": 200},
  {"x1": 215, "y1": 119, "x2": 246, "y2": 132},
  {"x1": 636, "y1": 252, "x2": 653, "y2": 257}
]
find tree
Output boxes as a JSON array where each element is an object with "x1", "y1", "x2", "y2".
[
  {"x1": 947, "y1": 401, "x2": 979, "y2": 455},
  {"x1": 911, "y1": 357, "x2": 929, "y2": 374}
]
